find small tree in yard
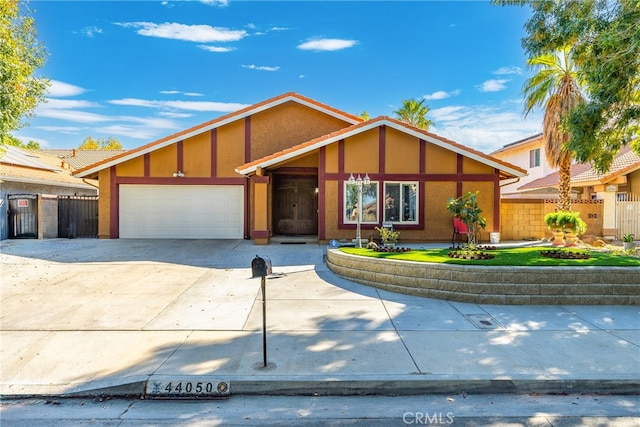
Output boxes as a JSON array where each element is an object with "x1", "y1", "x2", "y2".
[{"x1": 446, "y1": 191, "x2": 487, "y2": 247}]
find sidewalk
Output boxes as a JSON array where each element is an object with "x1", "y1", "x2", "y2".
[{"x1": 1, "y1": 239, "x2": 638, "y2": 397}]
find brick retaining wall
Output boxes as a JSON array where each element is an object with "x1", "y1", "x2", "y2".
[{"x1": 326, "y1": 249, "x2": 639, "y2": 305}]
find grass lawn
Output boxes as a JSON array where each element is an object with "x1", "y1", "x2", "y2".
[{"x1": 339, "y1": 246, "x2": 640, "y2": 267}]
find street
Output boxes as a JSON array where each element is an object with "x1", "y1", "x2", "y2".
[{"x1": 1, "y1": 394, "x2": 639, "y2": 426}]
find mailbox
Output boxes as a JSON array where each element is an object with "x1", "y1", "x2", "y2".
[{"x1": 251, "y1": 255, "x2": 272, "y2": 278}]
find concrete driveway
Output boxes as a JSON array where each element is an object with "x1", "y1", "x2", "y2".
[{"x1": 1, "y1": 238, "x2": 639, "y2": 397}]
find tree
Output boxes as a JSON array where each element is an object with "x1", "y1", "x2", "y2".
[
  {"x1": 523, "y1": 46, "x2": 586, "y2": 212},
  {"x1": 1, "y1": 133, "x2": 39, "y2": 149},
  {"x1": 358, "y1": 111, "x2": 370, "y2": 121},
  {"x1": 493, "y1": 0, "x2": 640, "y2": 173},
  {"x1": 0, "y1": 0, "x2": 49, "y2": 140},
  {"x1": 445, "y1": 191, "x2": 487, "y2": 247},
  {"x1": 78, "y1": 136, "x2": 123, "y2": 150},
  {"x1": 393, "y1": 98, "x2": 434, "y2": 130}
]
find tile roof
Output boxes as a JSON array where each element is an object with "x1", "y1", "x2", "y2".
[
  {"x1": 518, "y1": 145, "x2": 640, "y2": 191},
  {"x1": 74, "y1": 92, "x2": 362, "y2": 178},
  {"x1": 37, "y1": 149, "x2": 127, "y2": 170},
  {"x1": 235, "y1": 115, "x2": 527, "y2": 178},
  {"x1": 1, "y1": 147, "x2": 98, "y2": 190}
]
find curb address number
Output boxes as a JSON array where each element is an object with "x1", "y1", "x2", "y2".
[{"x1": 146, "y1": 380, "x2": 230, "y2": 398}]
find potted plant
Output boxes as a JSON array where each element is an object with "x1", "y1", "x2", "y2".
[
  {"x1": 445, "y1": 191, "x2": 486, "y2": 247},
  {"x1": 375, "y1": 226, "x2": 400, "y2": 248},
  {"x1": 556, "y1": 211, "x2": 587, "y2": 247},
  {"x1": 622, "y1": 233, "x2": 635, "y2": 250},
  {"x1": 544, "y1": 212, "x2": 564, "y2": 246}
]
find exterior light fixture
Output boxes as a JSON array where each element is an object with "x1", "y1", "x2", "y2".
[
  {"x1": 172, "y1": 171, "x2": 185, "y2": 178},
  {"x1": 348, "y1": 173, "x2": 370, "y2": 248}
]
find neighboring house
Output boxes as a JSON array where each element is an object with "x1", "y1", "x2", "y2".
[
  {"x1": 519, "y1": 145, "x2": 640, "y2": 238},
  {"x1": 74, "y1": 92, "x2": 525, "y2": 243},
  {"x1": 0, "y1": 146, "x2": 99, "y2": 240},
  {"x1": 36, "y1": 149, "x2": 128, "y2": 170},
  {"x1": 491, "y1": 133, "x2": 561, "y2": 199}
]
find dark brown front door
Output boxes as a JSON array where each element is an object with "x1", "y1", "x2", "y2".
[{"x1": 273, "y1": 176, "x2": 318, "y2": 235}]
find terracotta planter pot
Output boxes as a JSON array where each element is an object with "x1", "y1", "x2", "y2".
[
  {"x1": 564, "y1": 230, "x2": 578, "y2": 247},
  {"x1": 551, "y1": 229, "x2": 565, "y2": 246}
]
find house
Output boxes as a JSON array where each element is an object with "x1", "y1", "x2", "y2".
[
  {"x1": 73, "y1": 92, "x2": 525, "y2": 243},
  {"x1": 490, "y1": 133, "x2": 562, "y2": 199},
  {"x1": 0, "y1": 146, "x2": 99, "y2": 240},
  {"x1": 36, "y1": 149, "x2": 128, "y2": 170},
  {"x1": 518, "y1": 145, "x2": 640, "y2": 238}
]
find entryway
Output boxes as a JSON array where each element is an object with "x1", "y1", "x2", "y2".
[{"x1": 273, "y1": 176, "x2": 318, "y2": 235}]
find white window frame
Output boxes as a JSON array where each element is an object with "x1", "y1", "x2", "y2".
[
  {"x1": 383, "y1": 181, "x2": 419, "y2": 224},
  {"x1": 529, "y1": 148, "x2": 541, "y2": 168},
  {"x1": 344, "y1": 180, "x2": 379, "y2": 224}
]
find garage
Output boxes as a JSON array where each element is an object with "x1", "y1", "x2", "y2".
[{"x1": 119, "y1": 185, "x2": 244, "y2": 239}]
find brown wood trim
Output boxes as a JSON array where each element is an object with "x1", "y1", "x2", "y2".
[
  {"x1": 456, "y1": 153, "x2": 463, "y2": 197},
  {"x1": 379, "y1": 125, "x2": 385, "y2": 174},
  {"x1": 318, "y1": 147, "x2": 326, "y2": 240},
  {"x1": 252, "y1": 229, "x2": 270, "y2": 238},
  {"x1": 116, "y1": 177, "x2": 246, "y2": 185},
  {"x1": 273, "y1": 167, "x2": 318, "y2": 175},
  {"x1": 253, "y1": 176, "x2": 270, "y2": 184},
  {"x1": 338, "y1": 139, "x2": 345, "y2": 173},
  {"x1": 419, "y1": 139, "x2": 426, "y2": 174},
  {"x1": 110, "y1": 167, "x2": 118, "y2": 238},
  {"x1": 144, "y1": 153, "x2": 150, "y2": 177},
  {"x1": 493, "y1": 169, "x2": 500, "y2": 232},
  {"x1": 244, "y1": 116, "x2": 251, "y2": 163},
  {"x1": 177, "y1": 140, "x2": 184, "y2": 173},
  {"x1": 244, "y1": 180, "x2": 250, "y2": 239},
  {"x1": 210, "y1": 128, "x2": 217, "y2": 177},
  {"x1": 323, "y1": 173, "x2": 497, "y2": 182}
]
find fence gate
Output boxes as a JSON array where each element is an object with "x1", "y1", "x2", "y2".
[
  {"x1": 616, "y1": 193, "x2": 640, "y2": 238},
  {"x1": 58, "y1": 195, "x2": 99, "y2": 238},
  {"x1": 7, "y1": 194, "x2": 38, "y2": 239}
]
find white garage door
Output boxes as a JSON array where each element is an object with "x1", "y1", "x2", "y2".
[{"x1": 119, "y1": 185, "x2": 244, "y2": 239}]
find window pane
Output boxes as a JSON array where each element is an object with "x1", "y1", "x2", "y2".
[
  {"x1": 402, "y1": 183, "x2": 417, "y2": 221},
  {"x1": 384, "y1": 184, "x2": 400, "y2": 222},
  {"x1": 345, "y1": 182, "x2": 378, "y2": 223}
]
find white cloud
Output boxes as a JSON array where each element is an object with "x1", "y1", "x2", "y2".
[
  {"x1": 200, "y1": 0, "x2": 228, "y2": 6},
  {"x1": 297, "y1": 38, "x2": 357, "y2": 51},
  {"x1": 44, "y1": 99, "x2": 99, "y2": 109},
  {"x1": 118, "y1": 22, "x2": 246, "y2": 43},
  {"x1": 241, "y1": 64, "x2": 280, "y2": 72},
  {"x1": 493, "y1": 66, "x2": 523, "y2": 75},
  {"x1": 198, "y1": 45, "x2": 235, "y2": 53},
  {"x1": 47, "y1": 80, "x2": 87, "y2": 97},
  {"x1": 108, "y1": 98, "x2": 250, "y2": 112},
  {"x1": 430, "y1": 104, "x2": 542, "y2": 153},
  {"x1": 160, "y1": 90, "x2": 204, "y2": 97},
  {"x1": 78, "y1": 26, "x2": 103, "y2": 37},
  {"x1": 35, "y1": 126, "x2": 82, "y2": 133},
  {"x1": 477, "y1": 79, "x2": 509, "y2": 92},
  {"x1": 423, "y1": 90, "x2": 461, "y2": 101},
  {"x1": 158, "y1": 111, "x2": 193, "y2": 119},
  {"x1": 36, "y1": 108, "x2": 110, "y2": 123}
]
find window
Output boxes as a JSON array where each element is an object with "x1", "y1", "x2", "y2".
[
  {"x1": 384, "y1": 182, "x2": 418, "y2": 223},
  {"x1": 529, "y1": 148, "x2": 541, "y2": 168},
  {"x1": 344, "y1": 181, "x2": 378, "y2": 223}
]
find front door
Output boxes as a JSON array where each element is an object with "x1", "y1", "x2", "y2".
[{"x1": 273, "y1": 176, "x2": 318, "y2": 235}]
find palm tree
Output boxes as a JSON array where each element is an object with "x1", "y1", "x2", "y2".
[
  {"x1": 523, "y1": 46, "x2": 586, "y2": 212},
  {"x1": 393, "y1": 98, "x2": 434, "y2": 130}
]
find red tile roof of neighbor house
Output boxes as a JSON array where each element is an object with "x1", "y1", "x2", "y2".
[
  {"x1": 235, "y1": 115, "x2": 527, "y2": 179},
  {"x1": 73, "y1": 92, "x2": 363, "y2": 179},
  {"x1": 518, "y1": 145, "x2": 640, "y2": 191}
]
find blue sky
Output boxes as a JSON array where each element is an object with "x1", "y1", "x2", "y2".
[{"x1": 17, "y1": 0, "x2": 543, "y2": 154}]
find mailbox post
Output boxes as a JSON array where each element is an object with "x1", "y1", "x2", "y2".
[{"x1": 251, "y1": 255, "x2": 272, "y2": 368}]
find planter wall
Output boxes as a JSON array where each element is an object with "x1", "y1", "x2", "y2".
[{"x1": 326, "y1": 249, "x2": 639, "y2": 305}]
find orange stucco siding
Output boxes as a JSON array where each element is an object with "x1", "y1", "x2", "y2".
[
  {"x1": 217, "y1": 120, "x2": 245, "y2": 178},
  {"x1": 250, "y1": 101, "x2": 351, "y2": 161},
  {"x1": 116, "y1": 156, "x2": 144, "y2": 177},
  {"x1": 98, "y1": 169, "x2": 111, "y2": 238},
  {"x1": 324, "y1": 143, "x2": 339, "y2": 173},
  {"x1": 425, "y1": 181, "x2": 457, "y2": 239},
  {"x1": 279, "y1": 151, "x2": 319, "y2": 169},
  {"x1": 344, "y1": 130, "x2": 379, "y2": 174},
  {"x1": 385, "y1": 128, "x2": 420, "y2": 174},
  {"x1": 183, "y1": 131, "x2": 211, "y2": 177},
  {"x1": 463, "y1": 157, "x2": 493, "y2": 174},
  {"x1": 150, "y1": 144, "x2": 177, "y2": 177},
  {"x1": 462, "y1": 181, "x2": 495, "y2": 233},
  {"x1": 425, "y1": 143, "x2": 457, "y2": 174}
]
